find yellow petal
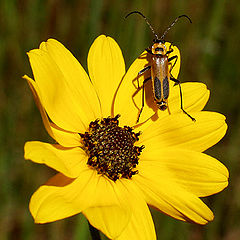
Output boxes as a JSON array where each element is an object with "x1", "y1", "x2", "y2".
[
  {"x1": 139, "y1": 148, "x2": 229, "y2": 197},
  {"x1": 27, "y1": 48, "x2": 89, "y2": 132},
  {"x1": 24, "y1": 141, "x2": 87, "y2": 178},
  {"x1": 83, "y1": 206, "x2": 130, "y2": 239},
  {"x1": 40, "y1": 39, "x2": 101, "y2": 120},
  {"x1": 31, "y1": 171, "x2": 129, "y2": 224},
  {"x1": 24, "y1": 75, "x2": 82, "y2": 147},
  {"x1": 30, "y1": 171, "x2": 97, "y2": 223},
  {"x1": 83, "y1": 180, "x2": 156, "y2": 240},
  {"x1": 87, "y1": 35, "x2": 125, "y2": 117},
  {"x1": 134, "y1": 165, "x2": 214, "y2": 224},
  {"x1": 168, "y1": 82, "x2": 210, "y2": 115},
  {"x1": 82, "y1": 179, "x2": 132, "y2": 239},
  {"x1": 139, "y1": 111, "x2": 227, "y2": 152},
  {"x1": 116, "y1": 182, "x2": 156, "y2": 240}
]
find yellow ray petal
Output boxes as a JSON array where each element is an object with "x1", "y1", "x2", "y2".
[
  {"x1": 114, "y1": 42, "x2": 180, "y2": 126},
  {"x1": 139, "y1": 111, "x2": 227, "y2": 152},
  {"x1": 24, "y1": 75, "x2": 82, "y2": 147},
  {"x1": 138, "y1": 148, "x2": 229, "y2": 197},
  {"x1": 168, "y1": 82, "x2": 210, "y2": 115},
  {"x1": 24, "y1": 141, "x2": 87, "y2": 178},
  {"x1": 87, "y1": 35, "x2": 125, "y2": 117},
  {"x1": 82, "y1": 178, "x2": 132, "y2": 239},
  {"x1": 40, "y1": 39, "x2": 101, "y2": 120},
  {"x1": 27, "y1": 49, "x2": 89, "y2": 132},
  {"x1": 83, "y1": 180, "x2": 156, "y2": 240},
  {"x1": 30, "y1": 171, "x2": 97, "y2": 223},
  {"x1": 134, "y1": 167, "x2": 214, "y2": 224},
  {"x1": 83, "y1": 206, "x2": 130, "y2": 239},
  {"x1": 83, "y1": 177, "x2": 132, "y2": 239},
  {"x1": 115, "y1": 182, "x2": 156, "y2": 240}
]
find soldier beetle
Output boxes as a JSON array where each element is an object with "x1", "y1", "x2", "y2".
[{"x1": 126, "y1": 11, "x2": 195, "y2": 122}]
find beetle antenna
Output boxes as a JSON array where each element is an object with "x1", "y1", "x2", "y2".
[
  {"x1": 160, "y1": 15, "x2": 192, "y2": 41},
  {"x1": 125, "y1": 11, "x2": 159, "y2": 41}
]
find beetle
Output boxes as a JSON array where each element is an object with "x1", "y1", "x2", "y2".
[{"x1": 125, "y1": 11, "x2": 195, "y2": 123}]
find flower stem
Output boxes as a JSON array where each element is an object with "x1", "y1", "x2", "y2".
[{"x1": 88, "y1": 221, "x2": 101, "y2": 240}]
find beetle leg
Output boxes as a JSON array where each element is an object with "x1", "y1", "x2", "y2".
[
  {"x1": 137, "y1": 65, "x2": 151, "y2": 88},
  {"x1": 166, "y1": 46, "x2": 174, "y2": 54},
  {"x1": 166, "y1": 49, "x2": 173, "y2": 54},
  {"x1": 139, "y1": 65, "x2": 151, "y2": 75},
  {"x1": 170, "y1": 77, "x2": 196, "y2": 122},
  {"x1": 137, "y1": 77, "x2": 151, "y2": 123},
  {"x1": 168, "y1": 55, "x2": 178, "y2": 72},
  {"x1": 166, "y1": 42, "x2": 174, "y2": 54},
  {"x1": 146, "y1": 48, "x2": 153, "y2": 54}
]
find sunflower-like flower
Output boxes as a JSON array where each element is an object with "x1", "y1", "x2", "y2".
[{"x1": 24, "y1": 35, "x2": 229, "y2": 240}]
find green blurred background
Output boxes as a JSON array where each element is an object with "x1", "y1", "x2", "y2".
[{"x1": 0, "y1": 0, "x2": 239, "y2": 239}]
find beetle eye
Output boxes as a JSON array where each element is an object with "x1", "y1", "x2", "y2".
[{"x1": 155, "y1": 47, "x2": 163, "y2": 52}]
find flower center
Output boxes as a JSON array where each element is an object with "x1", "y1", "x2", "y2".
[{"x1": 80, "y1": 115, "x2": 144, "y2": 181}]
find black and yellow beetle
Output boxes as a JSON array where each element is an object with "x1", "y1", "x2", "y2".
[{"x1": 126, "y1": 11, "x2": 195, "y2": 123}]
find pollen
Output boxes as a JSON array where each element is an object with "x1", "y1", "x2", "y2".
[{"x1": 80, "y1": 115, "x2": 144, "y2": 181}]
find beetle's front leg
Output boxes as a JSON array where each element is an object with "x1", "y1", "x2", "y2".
[{"x1": 137, "y1": 77, "x2": 151, "y2": 123}]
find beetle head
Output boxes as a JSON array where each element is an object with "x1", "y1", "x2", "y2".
[{"x1": 152, "y1": 42, "x2": 167, "y2": 55}]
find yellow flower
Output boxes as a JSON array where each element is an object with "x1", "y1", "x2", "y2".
[{"x1": 24, "y1": 35, "x2": 229, "y2": 240}]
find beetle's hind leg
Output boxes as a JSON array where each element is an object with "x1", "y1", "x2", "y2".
[
  {"x1": 168, "y1": 55, "x2": 178, "y2": 73},
  {"x1": 170, "y1": 76, "x2": 196, "y2": 122}
]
